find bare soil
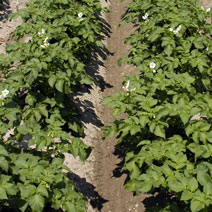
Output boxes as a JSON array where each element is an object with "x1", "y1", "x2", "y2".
[{"x1": 1, "y1": 0, "x2": 212, "y2": 212}]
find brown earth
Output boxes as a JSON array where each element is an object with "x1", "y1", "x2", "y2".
[
  {"x1": 93, "y1": 0, "x2": 146, "y2": 211},
  {"x1": 1, "y1": 0, "x2": 212, "y2": 212}
]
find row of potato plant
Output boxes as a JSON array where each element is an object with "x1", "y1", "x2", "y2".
[
  {"x1": 103, "y1": 0, "x2": 212, "y2": 211},
  {"x1": 0, "y1": 0, "x2": 105, "y2": 211}
]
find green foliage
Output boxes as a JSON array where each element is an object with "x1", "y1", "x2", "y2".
[
  {"x1": 0, "y1": 141, "x2": 86, "y2": 212},
  {"x1": 103, "y1": 0, "x2": 212, "y2": 211},
  {"x1": 0, "y1": 0, "x2": 106, "y2": 211}
]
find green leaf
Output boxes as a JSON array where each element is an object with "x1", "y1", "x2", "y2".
[
  {"x1": 164, "y1": 45, "x2": 173, "y2": 56},
  {"x1": 203, "y1": 182, "x2": 212, "y2": 196},
  {"x1": 33, "y1": 110, "x2": 41, "y2": 122},
  {"x1": 188, "y1": 177, "x2": 198, "y2": 192},
  {"x1": 154, "y1": 125, "x2": 165, "y2": 138},
  {"x1": 80, "y1": 76, "x2": 93, "y2": 85},
  {"x1": 55, "y1": 79, "x2": 64, "y2": 92},
  {"x1": 137, "y1": 180, "x2": 152, "y2": 193},
  {"x1": 20, "y1": 184, "x2": 36, "y2": 199},
  {"x1": 25, "y1": 95, "x2": 35, "y2": 106},
  {"x1": 190, "y1": 200, "x2": 205, "y2": 212},
  {"x1": 181, "y1": 190, "x2": 193, "y2": 201},
  {"x1": 48, "y1": 76, "x2": 57, "y2": 88},
  {"x1": 0, "y1": 145, "x2": 8, "y2": 156},
  {"x1": 37, "y1": 184, "x2": 48, "y2": 198},
  {"x1": 194, "y1": 37, "x2": 205, "y2": 49},
  {"x1": 63, "y1": 202, "x2": 77, "y2": 212},
  {"x1": 169, "y1": 179, "x2": 185, "y2": 192},
  {"x1": 179, "y1": 112, "x2": 190, "y2": 125},
  {"x1": 5, "y1": 110, "x2": 18, "y2": 122},
  {"x1": 0, "y1": 156, "x2": 9, "y2": 172},
  {"x1": 139, "y1": 116, "x2": 149, "y2": 127},
  {"x1": 125, "y1": 161, "x2": 140, "y2": 179},
  {"x1": 17, "y1": 125, "x2": 31, "y2": 135},
  {"x1": 0, "y1": 187, "x2": 8, "y2": 199},
  {"x1": 28, "y1": 194, "x2": 45, "y2": 212},
  {"x1": 197, "y1": 169, "x2": 211, "y2": 186},
  {"x1": 38, "y1": 105, "x2": 48, "y2": 118}
]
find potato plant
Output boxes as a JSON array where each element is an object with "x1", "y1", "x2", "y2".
[
  {"x1": 0, "y1": 0, "x2": 105, "y2": 211},
  {"x1": 103, "y1": 0, "x2": 212, "y2": 211}
]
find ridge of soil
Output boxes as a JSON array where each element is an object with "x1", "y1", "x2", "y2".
[{"x1": 93, "y1": 0, "x2": 146, "y2": 211}]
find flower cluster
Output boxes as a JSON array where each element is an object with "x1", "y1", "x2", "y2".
[
  {"x1": 201, "y1": 6, "x2": 211, "y2": 12},
  {"x1": 41, "y1": 37, "x2": 50, "y2": 48},
  {"x1": 78, "y1": 12, "x2": 83, "y2": 19},
  {"x1": 149, "y1": 62, "x2": 156, "y2": 73},
  {"x1": 38, "y1": 29, "x2": 50, "y2": 48},
  {"x1": 169, "y1": 25, "x2": 182, "y2": 35},
  {"x1": 142, "y1": 12, "x2": 149, "y2": 20},
  {"x1": 0, "y1": 89, "x2": 9, "y2": 105},
  {"x1": 122, "y1": 81, "x2": 136, "y2": 93},
  {"x1": 38, "y1": 28, "x2": 45, "y2": 36}
]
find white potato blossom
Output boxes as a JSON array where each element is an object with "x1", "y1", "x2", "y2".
[
  {"x1": 200, "y1": 6, "x2": 210, "y2": 12},
  {"x1": 206, "y1": 8, "x2": 211, "y2": 12},
  {"x1": 122, "y1": 80, "x2": 130, "y2": 92},
  {"x1": 174, "y1": 25, "x2": 181, "y2": 35},
  {"x1": 0, "y1": 89, "x2": 9, "y2": 104},
  {"x1": 149, "y1": 62, "x2": 156, "y2": 69},
  {"x1": 142, "y1": 12, "x2": 149, "y2": 20},
  {"x1": 38, "y1": 28, "x2": 45, "y2": 36},
  {"x1": 152, "y1": 69, "x2": 156, "y2": 73},
  {"x1": 170, "y1": 25, "x2": 182, "y2": 35},
  {"x1": 78, "y1": 12, "x2": 83, "y2": 19},
  {"x1": 41, "y1": 36, "x2": 50, "y2": 48},
  {"x1": 122, "y1": 81, "x2": 136, "y2": 93},
  {"x1": 44, "y1": 37, "x2": 48, "y2": 43},
  {"x1": 2, "y1": 89, "x2": 9, "y2": 98}
]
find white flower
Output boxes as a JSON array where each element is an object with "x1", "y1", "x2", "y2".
[
  {"x1": 206, "y1": 8, "x2": 211, "y2": 12},
  {"x1": 44, "y1": 37, "x2": 48, "y2": 43},
  {"x1": 149, "y1": 62, "x2": 156, "y2": 69},
  {"x1": 38, "y1": 29, "x2": 45, "y2": 36},
  {"x1": 173, "y1": 30, "x2": 178, "y2": 35},
  {"x1": 176, "y1": 25, "x2": 181, "y2": 31},
  {"x1": 169, "y1": 28, "x2": 173, "y2": 32},
  {"x1": 153, "y1": 69, "x2": 156, "y2": 73},
  {"x1": 130, "y1": 88, "x2": 136, "y2": 92},
  {"x1": 122, "y1": 80, "x2": 130, "y2": 92},
  {"x1": 173, "y1": 25, "x2": 181, "y2": 35},
  {"x1": 142, "y1": 12, "x2": 149, "y2": 20},
  {"x1": 78, "y1": 12, "x2": 83, "y2": 19},
  {"x1": 122, "y1": 81, "x2": 136, "y2": 92},
  {"x1": 41, "y1": 37, "x2": 50, "y2": 48},
  {"x1": 41, "y1": 43, "x2": 49, "y2": 48},
  {"x1": 2, "y1": 89, "x2": 9, "y2": 98}
]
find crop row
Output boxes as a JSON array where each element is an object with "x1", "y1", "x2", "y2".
[
  {"x1": 0, "y1": 0, "x2": 105, "y2": 211},
  {"x1": 103, "y1": 0, "x2": 212, "y2": 211}
]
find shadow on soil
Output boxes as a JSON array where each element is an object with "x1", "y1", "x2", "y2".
[
  {"x1": 68, "y1": 172, "x2": 108, "y2": 211},
  {"x1": 0, "y1": 0, "x2": 11, "y2": 22},
  {"x1": 68, "y1": 13, "x2": 110, "y2": 211},
  {"x1": 85, "y1": 12, "x2": 112, "y2": 92}
]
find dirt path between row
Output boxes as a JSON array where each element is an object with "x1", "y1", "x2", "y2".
[{"x1": 93, "y1": 0, "x2": 146, "y2": 211}]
